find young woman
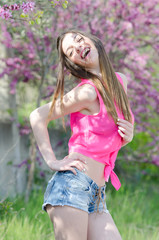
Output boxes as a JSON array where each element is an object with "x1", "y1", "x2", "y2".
[{"x1": 30, "y1": 29, "x2": 134, "y2": 240}]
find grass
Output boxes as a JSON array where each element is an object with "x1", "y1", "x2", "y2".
[
  {"x1": 0, "y1": 180, "x2": 159, "y2": 240},
  {"x1": 106, "y1": 181, "x2": 159, "y2": 240}
]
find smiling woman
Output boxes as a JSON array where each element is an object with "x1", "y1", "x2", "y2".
[
  {"x1": 30, "y1": 28, "x2": 134, "y2": 240},
  {"x1": 62, "y1": 33, "x2": 100, "y2": 73}
]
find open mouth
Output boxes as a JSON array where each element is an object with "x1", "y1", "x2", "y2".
[{"x1": 81, "y1": 47, "x2": 91, "y2": 59}]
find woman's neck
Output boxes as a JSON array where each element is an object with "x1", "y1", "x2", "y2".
[{"x1": 89, "y1": 68, "x2": 102, "y2": 80}]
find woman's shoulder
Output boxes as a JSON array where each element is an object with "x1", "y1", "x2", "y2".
[
  {"x1": 71, "y1": 80, "x2": 97, "y2": 102},
  {"x1": 73, "y1": 79, "x2": 97, "y2": 101}
]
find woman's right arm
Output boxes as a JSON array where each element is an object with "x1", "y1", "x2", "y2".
[{"x1": 29, "y1": 83, "x2": 97, "y2": 174}]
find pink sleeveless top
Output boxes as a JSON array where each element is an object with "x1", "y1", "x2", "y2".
[{"x1": 68, "y1": 72, "x2": 135, "y2": 191}]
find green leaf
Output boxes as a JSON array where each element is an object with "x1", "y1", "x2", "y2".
[
  {"x1": 27, "y1": 159, "x2": 32, "y2": 164},
  {"x1": 35, "y1": 18, "x2": 41, "y2": 25},
  {"x1": 6, "y1": 108, "x2": 13, "y2": 115},
  {"x1": 62, "y1": 3, "x2": 67, "y2": 8},
  {"x1": 29, "y1": 20, "x2": 35, "y2": 25},
  {"x1": 20, "y1": 13, "x2": 28, "y2": 18},
  {"x1": 34, "y1": 11, "x2": 44, "y2": 17},
  {"x1": 47, "y1": 120, "x2": 56, "y2": 128},
  {"x1": 7, "y1": 161, "x2": 13, "y2": 166}
]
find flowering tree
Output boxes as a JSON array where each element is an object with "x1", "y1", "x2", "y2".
[
  {"x1": 0, "y1": 0, "x2": 69, "y2": 200},
  {"x1": 0, "y1": 0, "x2": 159, "y2": 198},
  {"x1": 0, "y1": 0, "x2": 68, "y2": 23}
]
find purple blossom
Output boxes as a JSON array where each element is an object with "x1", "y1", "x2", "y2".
[
  {"x1": 9, "y1": 4, "x2": 21, "y2": 11},
  {"x1": 152, "y1": 156, "x2": 159, "y2": 166},
  {"x1": 0, "y1": 7, "x2": 12, "y2": 19},
  {"x1": 141, "y1": 170, "x2": 147, "y2": 175},
  {"x1": 19, "y1": 126, "x2": 31, "y2": 135},
  {"x1": 1, "y1": 0, "x2": 159, "y2": 173},
  {"x1": 0, "y1": 2, "x2": 35, "y2": 20},
  {"x1": 21, "y1": 2, "x2": 35, "y2": 14},
  {"x1": 51, "y1": 64, "x2": 58, "y2": 70},
  {"x1": 18, "y1": 159, "x2": 28, "y2": 168},
  {"x1": 14, "y1": 159, "x2": 29, "y2": 168},
  {"x1": 10, "y1": 78, "x2": 18, "y2": 95},
  {"x1": 36, "y1": 156, "x2": 42, "y2": 166},
  {"x1": 40, "y1": 171, "x2": 45, "y2": 178}
]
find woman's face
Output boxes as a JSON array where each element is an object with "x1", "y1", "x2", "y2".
[{"x1": 62, "y1": 32, "x2": 100, "y2": 72}]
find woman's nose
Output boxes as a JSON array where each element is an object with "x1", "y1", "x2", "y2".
[{"x1": 75, "y1": 45, "x2": 82, "y2": 54}]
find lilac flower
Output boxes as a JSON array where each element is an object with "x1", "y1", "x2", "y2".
[
  {"x1": 9, "y1": 4, "x2": 21, "y2": 11},
  {"x1": 0, "y1": 2, "x2": 35, "y2": 20},
  {"x1": 19, "y1": 126, "x2": 31, "y2": 135},
  {"x1": 51, "y1": 64, "x2": 58, "y2": 70},
  {"x1": 36, "y1": 156, "x2": 42, "y2": 166},
  {"x1": 2, "y1": 4, "x2": 9, "y2": 10},
  {"x1": 10, "y1": 78, "x2": 18, "y2": 94},
  {"x1": 40, "y1": 171, "x2": 45, "y2": 178},
  {"x1": 141, "y1": 170, "x2": 147, "y2": 175},
  {"x1": 13, "y1": 159, "x2": 28, "y2": 168},
  {"x1": 152, "y1": 156, "x2": 159, "y2": 166},
  {"x1": 18, "y1": 159, "x2": 28, "y2": 168},
  {"x1": 21, "y1": 2, "x2": 35, "y2": 14},
  {"x1": 0, "y1": 6, "x2": 4, "y2": 14},
  {"x1": 0, "y1": 7, "x2": 12, "y2": 19}
]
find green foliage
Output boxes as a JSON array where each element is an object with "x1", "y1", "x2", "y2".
[
  {"x1": 18, "y1": 102, "x2": 36, "y2": 125},
  {"x1": 117, "y1": 130, "x2": 159, "y2": 184},
  {"x1": 0, "y1": 200, "x2": 14, "y2": 219},
  {"x1": 0, "y1": 182, "x2": 159, "y2": 240},
  {"x1": 20, "y1": 13, "x2": 29, "y2": 18},
  {"x1": 129, "y1": 131, "x2": 153, "y2": 151},
  {"x1": 106, "y1": 181, "x2": 159, "y2": 240},
  {"x1": 29, "y1": 20, "x2": 35, "y2": 25},
  {"x1": 51, "y1": 0, "x2": 69, "y2": 9},
  {"x1": 47, "y1": 119, "x2": 56, "y2": 129},
  {"x1": 1, "y1": 0, "x2": 69, "y2": 25},
  {"x1": 62, "y1": 1, "x2": 68, "y2": 9}
]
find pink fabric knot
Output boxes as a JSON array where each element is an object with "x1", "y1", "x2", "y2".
[{"x1": 104, "y1": 164, "x2": 121, "y2": 191}]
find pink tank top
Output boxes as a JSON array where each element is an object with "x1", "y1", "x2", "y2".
[{"x1": 68, "y1": 72, "x2": 135, "y2": 191}]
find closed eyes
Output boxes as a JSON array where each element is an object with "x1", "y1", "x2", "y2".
[{"x1": 69, "y1": 35, "x2": 84, "y2": 57}]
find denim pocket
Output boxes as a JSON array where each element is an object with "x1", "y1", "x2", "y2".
[{"x1": 67, "y1": 177, "x2": 90, "y2": 192}]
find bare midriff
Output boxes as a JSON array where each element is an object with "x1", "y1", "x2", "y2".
[{"x1": 68, "y1": 152, "x2": 106, "y2": 188}]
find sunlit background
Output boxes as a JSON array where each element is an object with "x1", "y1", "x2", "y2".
[{"x1": 0, "y1": 0, "x2": 159, "y2": 239}]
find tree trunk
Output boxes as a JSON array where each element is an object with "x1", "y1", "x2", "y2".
[{"x1": 25, "y1": 132, "x2": 36, "y2": 202}]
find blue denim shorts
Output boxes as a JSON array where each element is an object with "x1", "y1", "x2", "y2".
[{"x1": 42, "y1": 167, "x2": 109, "y2": 214}]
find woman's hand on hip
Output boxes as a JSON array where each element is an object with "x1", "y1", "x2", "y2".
[
  {"x1": 117, "y1": 118, "x2": 134, "y2": 145},
  {"x1": 48, "y1": 154, "x2": 87, "y2": 175}
]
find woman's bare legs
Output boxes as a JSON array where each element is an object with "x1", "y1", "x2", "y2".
[
  {"x1": 87, "y1": 211, "x2": 122, "y2": 240},
  {"x1": 46, "y1": 204, "x2": 88, "y2": 240}
]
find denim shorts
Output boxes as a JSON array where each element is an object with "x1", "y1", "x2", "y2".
[{"x1": 42, "y1": 167, "x2": 109, "y2": 214}]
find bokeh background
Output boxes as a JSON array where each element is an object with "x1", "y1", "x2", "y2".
[{"x1": 0, "y1": 0, "x2": 159, "y2": 239}]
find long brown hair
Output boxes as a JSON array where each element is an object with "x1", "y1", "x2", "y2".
[{"x1": 47, "y1": 29, "x2": 133, "y2": 130}]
